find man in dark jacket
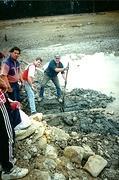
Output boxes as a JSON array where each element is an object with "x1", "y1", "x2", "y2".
[{"x1": 39, "y1": 55, "x2": 68, "y2": 102}]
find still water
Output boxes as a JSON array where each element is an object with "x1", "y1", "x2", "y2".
[{"x1": 57, "y1": 52, "x2": 119, "y2": 112}]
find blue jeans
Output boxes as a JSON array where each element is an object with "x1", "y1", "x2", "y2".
[
  {"x1": 24, "y1": 81, "x2": 36, "y2": 113},
  {"x1": 39, "y1": 73, "x2": 61, "y2": 98}
]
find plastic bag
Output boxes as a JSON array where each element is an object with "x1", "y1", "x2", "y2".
[{"x1": 14, "y1": 109, "x2": 31, "y2": 131}]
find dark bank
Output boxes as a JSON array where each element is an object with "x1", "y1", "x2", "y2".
[{"x1": 0, "y1": 0, "x2": 119, "y2": 20}]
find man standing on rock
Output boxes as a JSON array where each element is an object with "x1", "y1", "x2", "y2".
[
  {"x1": 22, "y1": 57, "x2": 42, "y2": 115},
  {"x1": 0, "y1": 47, "x2": 23, "y2": 102},
  {"x1": 39, "y1": 55, "x2": 68, "y2": 102}
]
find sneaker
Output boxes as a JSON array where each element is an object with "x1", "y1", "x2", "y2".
[
  {"x1": 14, "y1": 110, "x2": 31, "y2": 131},
  {"x1": 57, "y1": 97, "x2": 63, "y2": 103},
  {"x1": 1, "y1": 166, "x2": 28, "y2": 179},
  {"x1": 0, "y1": 158, "x2": 16, "y2": 172},
  {"x1": 31, "y1": 111, "x2": 37, "y2": 115},
  {"x1": 14, "y1": 121, "x2": 31, "y2": 131}
]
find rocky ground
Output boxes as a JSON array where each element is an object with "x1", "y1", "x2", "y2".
[{"x1": 0, "y1": 11, "x2": 119, "y2": 179}]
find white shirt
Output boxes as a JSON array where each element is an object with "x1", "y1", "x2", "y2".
[{"x1": 28, "y1": 64, "x2": 36, "y2": 78}]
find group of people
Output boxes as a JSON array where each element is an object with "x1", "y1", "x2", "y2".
[
  {"x1": 0, "y1": 46, "x2": 69, "y2": 179},
  {"x1": 23, "y1": 54, "x2": 69, "y2": 112}
]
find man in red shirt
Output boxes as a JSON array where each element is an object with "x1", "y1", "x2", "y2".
[{"x1": 22, "y1": 57, "x2": 42, "y2": 114}]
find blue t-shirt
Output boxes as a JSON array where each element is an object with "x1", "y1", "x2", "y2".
[{"x1": 45, "y1": 59, "x2": 64, "y2": 78}]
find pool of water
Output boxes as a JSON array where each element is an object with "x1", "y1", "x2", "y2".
[
  {"x1": 57, "y1": 52, "x2": 119, "y2": 113},
  {"x1": 57, "y1": 52, "x2": 119, "y2": 96}
]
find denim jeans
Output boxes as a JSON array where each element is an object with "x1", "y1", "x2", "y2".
[
  {"x1": 39, "y1": 72, "x2": 61, "y2": 98},
  {"x1": 24, "y1": 81, "x2": 36, "y2": 113}
]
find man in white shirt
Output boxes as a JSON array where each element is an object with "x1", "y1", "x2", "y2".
[{"x1": 22, "y1": 57, "x2": 42, "y2": 115}]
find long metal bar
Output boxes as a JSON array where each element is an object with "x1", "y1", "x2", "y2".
[{"x1": 61, "y1": 62, "x2": 69, "y2": 112}]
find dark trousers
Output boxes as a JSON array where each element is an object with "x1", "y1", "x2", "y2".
[
  {"x1": 5, "y1": 94, "x2": 21, "y2": 128},
  {"x1": 11, "y1": 109, "x2": 21, "y2": 128},
  {"x1": 0, "y1": 101, "x2": 14, "y2": 172},
  {"x1": 40, "y1": 73, "x2": 61, "y2": 98},
  {"x1": 8, "y1": 82, "x2": 20, "y2": 102}
]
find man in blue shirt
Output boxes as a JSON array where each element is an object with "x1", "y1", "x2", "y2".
[{"x1": 39, "y1": 55, "x2": 68, "y2": 102}]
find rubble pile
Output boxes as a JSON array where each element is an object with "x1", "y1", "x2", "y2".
[{"x1": 15, "y1": 88, "x2": 119, "y2": 180}]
